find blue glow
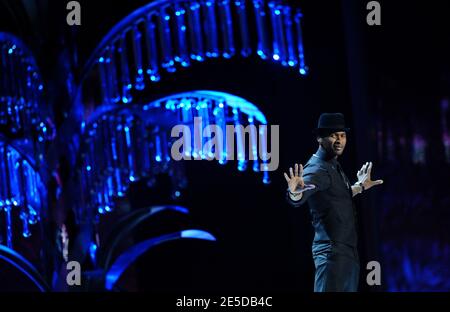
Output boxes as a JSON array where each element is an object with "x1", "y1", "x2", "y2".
[
  {"x1": 99, "y1": 57, "x2": 105, "y2": 62},
  {"x1": 299, "y1": 68, "x2": 306, "y2": 75},
  {"x1": 273, "y1": 54, "x2": 280, "y2": 61},
  {"x1": 89, "y1": 242, "x2": 98, "y2": 265},
  {"x1": 180, "y1": 229, "x2": 216, "y2": 241},
  {"x1": 79, "y1": 90, "x2": 272, "y2": 218},
  {"x1": 174, "y1": 191, "x2": 180, "y2": 197},
  {"x1": 22, "y1": 219, "x2": 31, "y2": 237},
  {"x1": 86, "y1": 165, "x2": 92, "y2": 171},
  {"x1": 23, "y1": 207, "x2": 35, "y2": 227},
  {"x1": 38, "y1": 85, "x2": 43, "y2": 91},
  {"x1": 135, "y1": 81, "x2": 145, "y2": 91}
]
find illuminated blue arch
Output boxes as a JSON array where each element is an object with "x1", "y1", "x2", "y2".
[
  {"x1": 78, "y1": 90, "x2": 270, "y2": 218},
  {"x1": 97, "y1": 205, "x2": 191, "y2": 269},
  {"x1": 0, "y1": 32, "x2": 52, "y2": 249},
  {"x1": 0, "y1": 137, "x2": 47, "y2": 248},
  {"x1": 0, "y1": 32, "x2": 52, "y2": 138},
  {"x1": 77, "y1": 0, "x2": 307, "y2": 110},
  {"x1": 154, "y1": 90, "x2": 267, "y2": 124},
  {"x1": 104, "y1": 229, "x2": 216, "y2": 290}
]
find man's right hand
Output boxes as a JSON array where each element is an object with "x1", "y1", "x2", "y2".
[{"x1": 283, "y1": 163, "x2": 316, "y2": 198}]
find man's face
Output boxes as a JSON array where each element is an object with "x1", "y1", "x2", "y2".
[{"x1": 318, "y1": 131, "x2": 347, "y2": 157}]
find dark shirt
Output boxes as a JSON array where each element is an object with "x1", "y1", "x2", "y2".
[{"x1": 287, "y1": 149, "x2": 358, "y2": 247}]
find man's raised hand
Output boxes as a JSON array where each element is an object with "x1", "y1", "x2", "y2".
[
  {"x1": 284, "y1": 163, "x2": 316, "y2": 194},
  {"x1": 356, "y1": 161, "x2": 383, "y2": 191}
]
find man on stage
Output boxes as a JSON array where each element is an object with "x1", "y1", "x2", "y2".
[{"x1": 284, "y1": 113, "x2": 383, "y2": 292}]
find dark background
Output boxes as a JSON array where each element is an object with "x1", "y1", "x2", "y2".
[{"x1": 1, "y1": 0, "x2": 449, "y2": 291}]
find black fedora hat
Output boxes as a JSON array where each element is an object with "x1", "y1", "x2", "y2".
[{"x1": 313, "y1": 113, "x2": 350, "y2": 136}]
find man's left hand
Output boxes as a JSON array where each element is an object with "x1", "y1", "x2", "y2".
[{"x1": 356, "y1": 161, "x2": 383, "y2": 191}]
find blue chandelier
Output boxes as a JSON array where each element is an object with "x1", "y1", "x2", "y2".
[
  {"x1": 0, "y1": 33, "x2": 50, "y2": 138},
  {"x1": 79, "y1": 90, "x2": 269, "y2": 218},
  {"x1": 0, "y1": 140, "x2": 45, "y2": 248},
  {"x1": 78, "y1": 0, "x2": 307, "y2": 108},
  {"x1": 0, "y1": 33, "x2": 52, "y2": 250}
]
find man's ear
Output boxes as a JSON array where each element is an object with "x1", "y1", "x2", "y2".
[{"x1": 316, "y1": 136, "x2": 322, "y2": 144}]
